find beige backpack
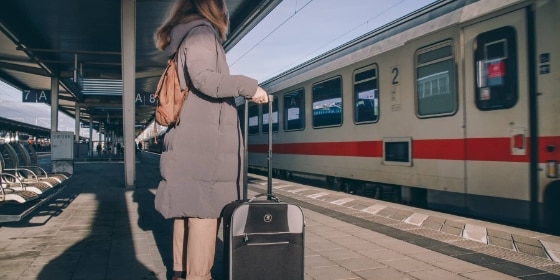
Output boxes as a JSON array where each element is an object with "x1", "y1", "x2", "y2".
[{"x1": 154, "y1": 52, "x2": 188, "y2": 127}]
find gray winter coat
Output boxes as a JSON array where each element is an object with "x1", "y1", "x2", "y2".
[{"x1": 154, "y1": 18, "x2": 258, "y2": 219}]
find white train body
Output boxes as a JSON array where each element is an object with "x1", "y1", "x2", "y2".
[{"x1": 245, "y1": 0, "x2": 560, "y2": 231}]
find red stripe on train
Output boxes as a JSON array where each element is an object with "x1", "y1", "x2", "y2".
[{"x1": 248, "y1": 136, "x2": 560, "y2": 163}]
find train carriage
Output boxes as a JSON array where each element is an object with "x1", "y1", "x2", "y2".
[{"x1": 244, "y1": 0, "x2": 560, "y2": 232}]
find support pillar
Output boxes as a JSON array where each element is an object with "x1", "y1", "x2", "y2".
[
  {"x1": 121, "y1": 0, "x2": 136, "y2": 189},
  {"x1": 50, "y1": 76, "x2": 74, "y2": 175}
]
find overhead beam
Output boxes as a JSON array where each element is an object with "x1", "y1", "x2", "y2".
[
  {"x1": 15, "y1": 46, "x2": 121, "y2": 56},
  {"x1": 76, "y1": 102, "x2": 124, "y2": 107},
  {"x1": 0, "y1": 70, "x2": 27, "y2": 90},
  {"x1": 0, "y1": 61, "x2": 50, "y2": 76}
]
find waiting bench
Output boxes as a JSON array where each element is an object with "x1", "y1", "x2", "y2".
[
  {"x1": 10, "y1": 143, "x2": 68, "y2": 185},
  {"x1": 0, "y1": 142, "x2": 70, "y2": 203},
  {"x1": 0, "y1": 143, "x2": 56, "y2": 192},
  {"x1": 0, "y1": 142, "x2": 73, "y2": 222},
  {"x1": 0, "y1": 152, "x2": 40, "y2": 203}
]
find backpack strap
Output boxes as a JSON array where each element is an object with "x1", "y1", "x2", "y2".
[
  {"x1": 176, "y1": 23, "x2": 219, "y2": 92},
  {"x1": 175, "y1": 32, "x2": 191, "y2": 92}
]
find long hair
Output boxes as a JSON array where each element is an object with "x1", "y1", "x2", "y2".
[{"x1": 155, "y1": 0, "x2": 228, "y2": 51}]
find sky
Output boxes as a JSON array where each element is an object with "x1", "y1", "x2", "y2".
[
  {"x1": 227, "y1": 0, "x2": 437, "y2": 82},
  {"x1": 0, "y1": 0, "x2": 436, "y2": 135},
  {"x1": 0, "y1": 81, "x2": 78, "y2": 132}
]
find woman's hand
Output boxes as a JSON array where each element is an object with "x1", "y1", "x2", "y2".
[{"x1": 251, "y1": 86, "x2": 269, "y2": 104}]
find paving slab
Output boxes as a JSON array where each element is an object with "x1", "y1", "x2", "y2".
[{"x1": 0, "y1": 153, "x2": 559, "y2": 280}]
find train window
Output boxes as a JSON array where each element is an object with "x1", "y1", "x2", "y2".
[
  {"x1": 283, "y1": 88, "x2": 305, "y2": 131},
  {"x1": 415, "y1": 41, "x2": 457, "y2": 117},
  {"x1": 248, "y1": 104, "x2": 259, "y2": 135},
  {"x1": 353, "y1": 65, "x2": 379, "y2": 124},
  {"x1": 383, "y1": 137, "x2": 412, "y2": 166},
  {"x1": 312, "y1": 76, "x2": 342, "y2": 128},
  {"x1": 262, "y1": 100, "x2": 278, "y2": 133},
  {"x1": 474, "y1": 26, "x2": 517, "y2": 110}
]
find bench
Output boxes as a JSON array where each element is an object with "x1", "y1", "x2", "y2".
[
  {"x1": 0, "y1": 152, "x2": 40, "y2": 203},
  {"x1": 0, "y1": 143, "x2": 54, "y2": 194},
  {"x1": 23, "y1": 143, "x2": 71, "y2": 179},
  {"x1": 10, "y1": 143, "x2": 68, "y2": 185},
  {"x1": 0, "y1": 143, "x2": 74, "y2": 222}
]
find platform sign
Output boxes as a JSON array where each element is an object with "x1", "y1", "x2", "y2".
[
  {"x1": 135, "y1": 92, "x2": 157, "y2": 106},
  {"x1": 51, "y1": 131, "x2": 74, "y2": 160},
  {"x1": 22, "y1": 89, "x2": 51, "y2": 104},
  {"x1": 81, "y1": 123, "x2": 100, "y2": 130}
]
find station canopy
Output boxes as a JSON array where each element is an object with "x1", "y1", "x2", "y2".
[{"x1": 0, "y1": 0, "x2": 281, "y2": 137}]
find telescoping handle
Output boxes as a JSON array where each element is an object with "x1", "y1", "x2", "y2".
[
  {"x1": 266, "y1": 95, "x2": 274, "y2": 200},
  {"x1": 243, "y1": 99, "x2": 249, "y2": 201},
  {"x1": 242, "y1": 95, "x2": 274, "y2": 201}
]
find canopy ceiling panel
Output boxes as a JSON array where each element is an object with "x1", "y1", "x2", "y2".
[{"x1": 0, "y1": 0, "x2": 281, "y2": 136}]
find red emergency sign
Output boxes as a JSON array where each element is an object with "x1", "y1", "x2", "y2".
[{"x1": 487, "y1": 60, "x2": 505, "y2": 78}]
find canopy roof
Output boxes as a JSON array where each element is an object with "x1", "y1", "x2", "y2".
[{"x1": 0, "y1": 0, "x2": 281, "y2": 137}]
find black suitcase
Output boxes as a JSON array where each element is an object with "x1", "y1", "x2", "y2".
[{"x1": 222, "y1": 96, "x2": 305, "y2": 280}]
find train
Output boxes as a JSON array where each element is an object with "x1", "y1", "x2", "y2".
[
  {"x1": 243, "y1": 0, "x2": 560, "y2": 233},
  {"x1": 144, "y1": 133, "x2": 164, "y2": 154}
]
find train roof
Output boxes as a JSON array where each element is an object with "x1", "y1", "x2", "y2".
[
  {"x1": 260, "y1": 0, "x2": 525, "y2": 93},
  {"x1": 0, "y1": 116, "x2": 50, "y2": 138}
]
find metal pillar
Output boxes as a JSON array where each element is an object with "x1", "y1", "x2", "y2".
[
  {"x1": 121, "y1": 0, "x2": 136, "y2": 189},
  {"x1": 75, "y1": 104, "x2": 80, "y2": 142},
  {"x1": 50, "y1": 77, "x2": 59, "y2": 133},
  {"x1": 89, "y1": 117, "x2": 93, "y2": 156}
]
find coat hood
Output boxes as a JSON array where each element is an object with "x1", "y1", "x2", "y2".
[{"x1": 164, "y1": 18, "x2": 216, "y2": 57}]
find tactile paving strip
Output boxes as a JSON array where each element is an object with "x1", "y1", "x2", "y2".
[
  {"x1": 407, "y1": 228, "x2": 464, "y2": 243},
  {"x1": 248, "y1": 175, "x2": 560, "y2": 276}
]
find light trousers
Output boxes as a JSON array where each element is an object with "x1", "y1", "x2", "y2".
[{"x1": 173, "y1": 218, "x2": 218, "y2": 280}]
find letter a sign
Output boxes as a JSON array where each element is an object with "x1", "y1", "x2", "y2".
[{"x1": 37, "y1": 90, "x2": 51, "y2": 103}]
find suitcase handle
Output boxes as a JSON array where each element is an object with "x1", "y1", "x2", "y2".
[
  {"x1": 249, "y1": 193, "x2": 280, "y2": 203},
  {"x1": 243, "y1": 96, "x2": 274, "y2": 201},
  {"x1": 266, "y1": 95, "x2": 273, "y2": 199}
]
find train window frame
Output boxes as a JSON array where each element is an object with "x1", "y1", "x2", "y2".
[
  {"x1": 247, "y1": 103, "x2": 260, "y2": 135},
  {"x1": 283, "y1": 88, "x2": 306, "y2": 132},
  {"x1": 414, "y1": 40, "x2": 458, "y2": 118},
  {"x1": 353, "y1": 64, "x2": 379, "y2": 124},
  {"x1": 473, "y1": 26, "x2": 518, "y2": 111},
  {"x1": 382, "y1": 137, "x2": 412, "y2": 166},
  {"x1": 312, "y1": 76, "x2": 343, "y2": 129},
  {"x1": 261, "y1": 99, "x2": 279, "y2": 134}
]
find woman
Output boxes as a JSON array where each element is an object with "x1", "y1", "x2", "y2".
[{"x1": 154, "y1": 0, "x2": 268, "y2": 279}]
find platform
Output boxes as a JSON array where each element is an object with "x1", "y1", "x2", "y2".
[{"x1": 0, "y1": 152, "x2": 559, "y2": 279}]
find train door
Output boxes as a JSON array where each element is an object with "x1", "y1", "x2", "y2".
[{"x1": 462, "y1": 8, "x2": 533, "y2": 223}]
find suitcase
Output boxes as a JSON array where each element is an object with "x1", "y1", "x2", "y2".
[{"x1": 222, "y1": 96, "x2": 305, "y2": 280}]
